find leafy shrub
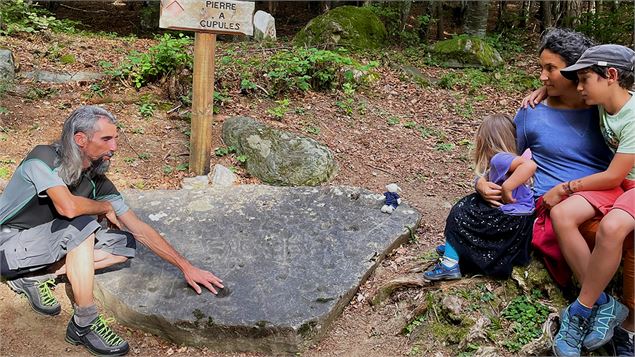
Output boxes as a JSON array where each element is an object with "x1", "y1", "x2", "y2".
[
  {"x1": 438, "y1": 68, "x2": 540, "y2": 93},
  {"x1": 484, "y1": 31, "x2": 526, "y2": 59},
  {"x1": 263, "y1": 47, "x2": 378, "y2": 95},
  {"x1": 576, "y1": 4, "x2": 634, "y2": 46},
  {"x1": 107, "y1": 33, "x2": 193, "y2": 88},
  {"x1": 501, "y1": 295, "x2": 550, "y2": 352},
  {"x1": 0, "y1": 0, "x2": 79, "y2": 35},
  {"x1": 368, "y1": 2, "x2": 429, "y2": 46}
]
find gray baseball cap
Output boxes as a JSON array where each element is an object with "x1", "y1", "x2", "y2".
[{"x1": 560, "y1": 44, "x2": 635, "y2": 80}]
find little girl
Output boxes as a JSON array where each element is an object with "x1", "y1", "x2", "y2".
[{"x1": 424, "y1": 114, "x2": 537, "y2": 281}]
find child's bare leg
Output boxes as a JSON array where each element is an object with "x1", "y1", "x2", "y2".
[
  {"x1": 579, "y1": 209, "x2": 634, "y2": 308},
  {"x1": 551, "y1": 195, "x2": 597, "y2": 282}
]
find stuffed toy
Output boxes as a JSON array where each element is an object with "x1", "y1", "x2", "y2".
[{"x1": 381, "y1": 183, "x2": 401, "y2": 214}]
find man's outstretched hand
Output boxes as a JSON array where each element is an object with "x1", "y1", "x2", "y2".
[{"x1": 183, "y1": 265, "x2": 224, "y2": 295}]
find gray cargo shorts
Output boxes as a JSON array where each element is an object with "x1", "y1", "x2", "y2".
[{"x1": 0, "y1": 215, "x2": 135, "y2": 277}]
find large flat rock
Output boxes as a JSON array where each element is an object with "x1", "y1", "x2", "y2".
[{"x1": 94, "y1": 185, "x2": 420, "y2": 354}]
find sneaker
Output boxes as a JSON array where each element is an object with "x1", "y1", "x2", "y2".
[
  {"x1": 553, "y1": 306, "x2": 590, "y2": 357},
  {"x1": 66, "y1": 314, "x2": 129, "y2": 356},
  {"x1": 7, "y1": 274, "x2": 61, "y2": 316},
  {"x1": 435, "y1": 244, "x2": 445, "y2": 256},
  {"x1": 583, "y1": 294, "x2": 629, "y2": 350},
  {"x1": 423, "y1": 261, "x2": 461, "y2": 281},
  {"x1": 612, "y1": 327, "x2": 634, "y2": 357}
]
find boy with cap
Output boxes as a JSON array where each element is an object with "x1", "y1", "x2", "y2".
[{"x1": 546, "y1": 44, "x2": 635, "y2": 356}]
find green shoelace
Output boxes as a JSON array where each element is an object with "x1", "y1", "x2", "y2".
[
  {"x1": 37, "y1": 279, "x2": 58, "y2": 306},
  {"x1": 90, "y1": 315, "x2": 125, "y2": 347}
]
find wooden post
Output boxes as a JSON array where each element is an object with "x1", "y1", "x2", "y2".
[
  {"x1": 190, "y1": 32, "x2": 216, "y2": 175},
  {"x1": 159, "y1": 0, "x2": 253, "y2": 175}
]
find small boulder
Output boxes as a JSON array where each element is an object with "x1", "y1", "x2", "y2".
[
  {"x1": 253, "y1": 10, "x2": 276, "y2": 41},
  {"x1": 222, "y1": 116, "x2": 337, "y2": 186},
  {"x1": 209, "y1": 164, "x2": 237, "y2": 187},
  {"x1": 22, "y1": 70, "x2": 105, "y2": 83},
  {"x1": 430, "y1": 36, "x2": 503, "y2": 69},
  {"x1": 181, "y1": 175, "x2": 209, "y2": 190},
  {"x1": 294, "y1": 5, "x2": 386, "y2": 50},
  {"x1": 0, "y1": 49, "x2": 15, "y2": 82}
]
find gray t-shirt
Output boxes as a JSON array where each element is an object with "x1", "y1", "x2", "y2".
[{"x1": 0, "y1": 145, "x2": 128, "y2": 230}]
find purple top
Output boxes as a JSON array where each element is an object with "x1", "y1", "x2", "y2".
[{"x1": 488, "y1": 152, "x2": 535, "y2": 215}]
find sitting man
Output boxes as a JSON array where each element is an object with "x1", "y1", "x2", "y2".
[{"x1": 0, "y1": 106, "x2": 224, "y2": 356}]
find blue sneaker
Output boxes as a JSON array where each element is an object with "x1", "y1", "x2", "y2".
[
  {"x1": 423, "y1": 261, "x2": 461, "y2": 281},
  {"x1": 612, "y1": 326, "x2": 634, "y2": 357},
  {"x1": 583, "y1": 295, "x2": 629, "y2": 350},
  {"x1": 553, "y1": 306, "x2": 590, "y2": 357},
  {"x1": 435, "y1": 244, "x2": 445, "y2": 256}
]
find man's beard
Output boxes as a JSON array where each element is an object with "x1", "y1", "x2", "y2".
[{"x1": 89, "y1": 152, "x2": 113, "y2": 175}]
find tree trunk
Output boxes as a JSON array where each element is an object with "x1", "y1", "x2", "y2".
[
  {"x1": 541, "y1": 1, "x2": 553, "y2": 30},
  {"x1": 266, "y1": 1, "x2": 278, "y2": 15},
  {"x1": 463, "y1": 0, "x2": 489, "y2": 37},
  {"x1": 321, "y1": 1, "x2": 332, "y2": 13},
  {"x1": 563, "y1": 0, "x2": 582, "y2": 27},
  {"x1": 519, "y1": 0, "x2": 530, "y2": 28},
  {"x1": 435, "y1": 1, "x2": 444, "y2": 40},
  {"x1": 399, "y1": 0, "x2": 413, "y2": 31}
]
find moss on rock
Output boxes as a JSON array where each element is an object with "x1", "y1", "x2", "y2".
[
  {"x1": 430, "y1": 35, "x2": 503, "y2": 69},
  {"x1": 294, "y1": 6, "x2": 387, "y2": 50},
  {"x1": 512, "y1": 258, "x2": 567, "y2": 308}
]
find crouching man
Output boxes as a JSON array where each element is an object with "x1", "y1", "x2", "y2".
[{"x1": 0, "y1": 106, "x2": 223, "y2": 356}]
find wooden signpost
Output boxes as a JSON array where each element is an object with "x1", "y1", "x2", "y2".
[{"x1": 159, "y1": 0, "x2": 255, "y2": 175}]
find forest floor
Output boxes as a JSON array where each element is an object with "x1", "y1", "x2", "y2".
[{"x1": 0, "y1": 3, "x2": 546, "y2": 356}]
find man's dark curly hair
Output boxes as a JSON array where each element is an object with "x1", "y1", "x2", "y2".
[{"x1": 539, "y1": 28, "x2": 595, "y2": 67}]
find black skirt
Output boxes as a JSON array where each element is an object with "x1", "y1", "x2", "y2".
[{"x1": 445, "y1": 193, "x2": 534, "y2": 278}]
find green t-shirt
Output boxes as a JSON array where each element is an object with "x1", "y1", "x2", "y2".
[{"x1": 599, "y1": 92, "x2": 635, "y2": 180}]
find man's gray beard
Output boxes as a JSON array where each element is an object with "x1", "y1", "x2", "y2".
[{"x1": 90, "y1": 158, "x2": 111, "y2": 175}]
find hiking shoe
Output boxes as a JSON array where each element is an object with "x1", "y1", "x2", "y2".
[
  {"x1": 435, "y1": 244, "x2": 445, "y2": 256},
  {"x1": 7, "y1": 274, "x2": 61, "y2": 316},
  {"x1": 583, "y1": 294, "x2": 629, "y2": 350},
  {"x1": 612, "y1": 326, "x2": 634, "y2": 357},
  {"x1": 553, "y1": 306, "x2": 590, "y2": 357},
  {"x1": 423, "y1": 261, "x2": 461, "y2": 281},
  {"x1": 66, "y1": 314, "x2": 129, "y2": 356}
]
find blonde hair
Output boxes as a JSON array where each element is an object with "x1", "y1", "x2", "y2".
[{"x1": 473, "y1": 114, "x2": 518, "y2": 177}]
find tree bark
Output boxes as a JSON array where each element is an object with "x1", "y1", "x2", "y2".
[
  {"x1": 399, "y1": 0, "x2": 413, "y2": 31},
  {"x1": 519, "y1": 0, "x2": 530, "y2": 28},
  {"x1": 563, "y1": 0, "x2": 582, "y2": 27},
  {"x1": 435, "y1": 1, "x2": 444, "y2": 40},
  {"x1": 463, "y1": 0, "x2": 489, "y2": 37},
  {"x1": 321, "y1": 1, "x2": 332, "y2": 13},
  {"x1": 541, "y1": 0, "x2": 553, "y2": 31}
]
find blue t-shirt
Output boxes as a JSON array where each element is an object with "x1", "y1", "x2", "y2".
[
  {"x1": 515, "y1": 103, "x2": 613, "y2": 198},
  {"x1": 488, "y1": 152, "x2": 534, "y2": 215}
]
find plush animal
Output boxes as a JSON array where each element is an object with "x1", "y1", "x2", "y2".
[{"x1": 381, "y1": 183, "x2": 402, "y2": 214}]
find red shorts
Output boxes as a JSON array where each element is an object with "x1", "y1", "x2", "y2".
[
  {"x1": 574, "y1": 179, "x2": 635, "y2": 216},
  {"x1": 613, "y1": 188, "x2": 635, "y2": 218}
]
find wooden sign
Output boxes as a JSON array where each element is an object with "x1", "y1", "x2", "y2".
[{"x1": 160, "y1": 0, "x2": 254, "y2": 36}]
